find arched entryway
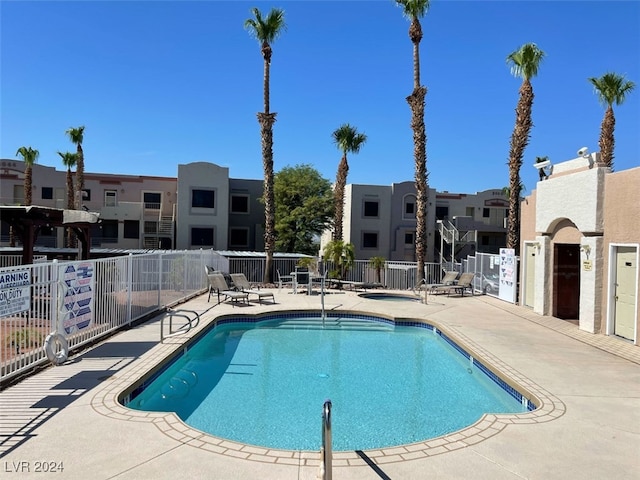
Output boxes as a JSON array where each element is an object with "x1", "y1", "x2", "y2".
[{"x1": 550, "y1": 219, "x2": 582, "y2": 321}]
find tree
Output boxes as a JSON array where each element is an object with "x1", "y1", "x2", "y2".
[
  {"x1": 66, "y1": 126, "x2": 85, "y2": 209},
  {"x1": 368, "y1": 256, "x2": 386, "y2": 285},
  {"x1": 274, "y1": 164, "x2": 333, "y2": 254},
  {"x1": 505, "y1": 43, "x2": 544, "y2": 255},
  {"x1": 245, "y1": 7, "x2": 286, "y2": 284},
  {"x1": 396, "y1": 0, "x2": 430, "y2": 285},
  {"x1": 323, "y1": 239, "x2": 355, "y2": 280},
  {"x1": 15, "y1": 146, "x2": 39, "y2": 206},
  {"x1": 588, "y1": 72, "x2": 635, "y2": 170},
  {"x1": 331, "y1": 124, "x2": 367, "y2": 241},
  {"x1": 58, "y1": 151, "x2": 78, "y2": 247}
]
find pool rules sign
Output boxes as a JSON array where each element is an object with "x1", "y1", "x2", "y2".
[
  {"x1": 0, "y1": 270, "x2": 31, "y2": 317},
  {"x1": 59, "y1": 262, "x2": 95, "y2": 333}
]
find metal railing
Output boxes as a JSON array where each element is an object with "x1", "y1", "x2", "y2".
[
  {"x1": 160, "y1": 308, "x2": 201, "y2": 342},
  {"x1": 320, "y1": 399, "x2": 332, "y2": 480}
]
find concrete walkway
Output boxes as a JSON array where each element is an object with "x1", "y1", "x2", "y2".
[{"x1": 1, "y1": 289, "x2": 638, "y2": 479}]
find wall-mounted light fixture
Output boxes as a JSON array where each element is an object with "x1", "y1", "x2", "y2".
[
  {"x1": 580, "y1": 244, "x2": 591, "y2": 259},
  {"x1": 533, "y1": 159, "x2": 552, "y2": 180}
]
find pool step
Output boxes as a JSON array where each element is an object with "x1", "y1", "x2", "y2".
[{"x1": 262, "y1": 318, "x2": 393, "y2": 332}]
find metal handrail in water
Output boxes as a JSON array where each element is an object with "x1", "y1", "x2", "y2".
[
  {"x1": 160, "y1": 308, "x2": 201, "y2": 342},
  {"x1": 320, "y1": 399, "x2": 332, "y2": 480}
]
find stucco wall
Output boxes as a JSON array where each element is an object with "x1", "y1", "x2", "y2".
[{"x1": 602, "y1": 167, "x2": 640, "y2": 337}]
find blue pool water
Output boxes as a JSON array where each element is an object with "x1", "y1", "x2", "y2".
[{"x1": 126, "y1": 316, "x2": 527, "y2": 451}]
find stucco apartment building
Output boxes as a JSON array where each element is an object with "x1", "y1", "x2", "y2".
[
  {"x1": 322, "y1": 182, "x2": 509, "y2": 262},
  {"x1": 1, "y1": 159, "x2": 509, "y2": 262},
  {"x1": 0, "y1": 160, "x2": 264, "y2": 252},
  {"x1": 520, "y1": 152, "x2": 639, "y2": 345}
]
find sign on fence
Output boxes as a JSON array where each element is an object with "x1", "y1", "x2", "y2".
[
  {"x1": 0, "y1": 269, "x2": 31, "y2": 317},
  {"x1": 59, "y1": 262, "x2": 95, "y2": 333},
  {"x1": 499, "y1": 248, "x2": 517, "y2": 303}
]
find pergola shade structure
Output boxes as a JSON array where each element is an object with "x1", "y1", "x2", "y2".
[{"x1": 0, "y1": 205, "x2": 100, "y2": 265}]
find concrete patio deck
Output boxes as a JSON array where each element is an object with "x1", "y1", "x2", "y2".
[{"x1": 1, "y1": 288, "x2": 638, "y2": 479}]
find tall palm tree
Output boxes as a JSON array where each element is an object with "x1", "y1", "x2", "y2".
[
  {"x1": 66, "y1": 125, "x2": 85, "y2": 209},
  {"x1": 396, "y1": 0, "x2": 429, "y2": 285},
  {"x1": 331, "y1": 124, "x2": 367, "y2": 241},
  {"x1": 58, "y1": 151, "x2": 78, "y2": 247},
  {"x1": 15, "y1": 146, "x2": 39, "y2": 206},
  {"x1": 505, "y1": 43, "x2": 544, "y2": 254},
  {"x1": 245, "y1": 7, "x2": 286, "y2": 284},
  {"x1": 588, "y1": 72, "x2": 635, "y2": 170}
]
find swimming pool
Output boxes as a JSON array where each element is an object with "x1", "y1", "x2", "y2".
[{"x1": 124, "y1": 313, "x2": 535, "y2": 451}]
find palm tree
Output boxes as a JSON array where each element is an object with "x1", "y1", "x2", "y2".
[
  {"x1": 505, "y1": 43, "x2": 545, "y2": 254},
  {"x1": 15, "y1": 146, "x2": 39, "y2": 206},
  {"x1": 66, "y1": 126, "x2": 85, "y2": 209},
  {"x1": 58, "y1": 151, "x2": 78, "y2": 247},
  {"x1": 323, "y1": 239, "x2": 355, "y2": 281},
  {"x1": 588, "y1": 72, "x2": 635, "y2": 170},
  {"x1": 331, "y1": 124, "x2": 367, "y2": 241},
  {"x1": 245, "y1": 7, "x2": 286, "y2": 284},
  {"x1": 368, "y1": 256, "x2": 386, "y2": 285},
  {"x1": 396, "y1": 0, "x2": 430, "y2": 285}
]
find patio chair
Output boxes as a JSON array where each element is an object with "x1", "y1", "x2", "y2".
[
  {"x1": 422, "y1": 271, "x2": 459, "y2": 293},
  {"x1": 277, "y1": 269, "x2": 295, "y2": 290},
  {"x1": 230, "y1": 273, "x2": 275, "y2": 304},
  {"x1": 432, "y1": 272, "x2": 475, "y2": 297},
  {"x1": 207, "y1": 273, "x2": 249, "y2": 306}
]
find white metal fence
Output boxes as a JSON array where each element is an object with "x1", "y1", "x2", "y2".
[
  {"x1": 1, "y1": 249, "x2": 227, "y2": 385},
  {"x1": 1, "y1": 249, "x2": 517, "y2": 386}
]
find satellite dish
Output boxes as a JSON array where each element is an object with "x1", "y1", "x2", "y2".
[{"x1": 577, "y1": 147, "x2": 588, "y2": 157}]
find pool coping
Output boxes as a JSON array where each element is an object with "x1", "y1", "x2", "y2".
[{"x1": 90, "y1": 308, "x2": 566, "y2": 467}]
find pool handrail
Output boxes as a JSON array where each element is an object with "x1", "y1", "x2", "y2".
[
  {"x1": 160, "y1": 308, "x2": 201, "y2": 342},
  {"x1": 321, "y1": 399, "x2": 332, "y2": 480}
]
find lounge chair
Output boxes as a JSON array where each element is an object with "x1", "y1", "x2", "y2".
[
  {"x1": 432, "y1": 272, "x2": 475, "y2": 296},
  {"x1": 230, "y1": 273, "x2": 275, "y2": 304},
  {"x1": 207, "y1": 273, "x2": 249, "y2": 306},
  {"x1": 421, "y1": 271, "x2": 459, "y2": 293},
  {"x1": 277, "y1": 269, "x2": 295, "y2": 290}
]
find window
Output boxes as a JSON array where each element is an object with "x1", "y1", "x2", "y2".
[
  {"x1": 143, "y1": 192, "x2": 161, "y2": 209},
  {"x1": 124, "y1": 220, "x2": 139, "y2": 239},
  {"x1": 404, "y1": 232, "x2": 414, "y2": 245},
  {"x1": 191, "y1": 227, "x2": 214, "y2": 247},
  {"x1": 466, "y1": 207, "x2": 475, "y2": 217},
  {"x1": 363, "y1": 200, "x2": 379, "y2": 218},
  {"x1": 41, "y1": 187, "x2": 53, "y2": 200},
  {"x1": 362, "y1": 232, "x2": 378, "y2": 249},
  {"x1": 483, "y1": 208, "x2": 490, "y2": 218},
  {"x1": 229, "y1": 228, "x2": 249, "y2": 247},
  {"x1": 101, "y1": 220, "x2": 118, "y2": 243},
  {"x1": 82, "y1": 189, "x2": 91, "y2": 201},
  {"x1": 435, "y1": 206, "x2": 449, "y2": 220},
  {"x1": 230, "y1": 194, "x2": 249, "y2": 213},
  {"x1": 192, "y1": 189, "x2": 215, "y2": 209},
  {"x1": 105, "y1": 190, "x2": 117, "y2": 207},
  {"x1": 144, "y1": 221, "x2": 158, "y2": 234},
  {"x1": 404, "y1": 200, "x2": 415, "y2": 218}
]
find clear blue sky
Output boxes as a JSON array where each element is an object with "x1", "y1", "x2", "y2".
[{"x1": 2, "y1": 1, "x2": 639, "y2": 195}]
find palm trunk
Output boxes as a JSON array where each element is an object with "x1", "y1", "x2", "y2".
[
  {"x1": 506, "y1": 79, "x2": 534, "y2": 254},
  {"x1": 66, "y1": 170, "x2": 76, "y2": 247},
  {"x1": 75, "y1": 144, "x2": 84, "y2": 209},
  {"x1": 407, "y1": 18, "x2": 428, "y2": 285},
  {"x1": 333, "y1": 156, "x2": 349, "y2": 242},
  {"x1": 407, "y1": 86, "x2": 428, "y2": 284},
  {"x1": 258, "y1": 112, "x2": 277, "y2": 284},
  {"x1": 24, "y1": 166, "x2": 33, "y2": 206},
  {"x1": 599, "y1": 106, "x2": 615, "y2": 169}
]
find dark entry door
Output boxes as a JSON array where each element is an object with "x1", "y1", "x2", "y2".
[{"x1": 553, "y1": 244, "x2": 580, "y2": 319}]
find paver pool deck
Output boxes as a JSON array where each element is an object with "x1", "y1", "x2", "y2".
[{"x1": 1, "y1": 288, "x2": 638, "y2": 479}]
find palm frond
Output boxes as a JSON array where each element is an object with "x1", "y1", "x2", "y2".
[
  {"x1": 588, "y1": 72, "x2": 636, "y2": 108},
  {"x1": 395, "y1": 0, "x2": 430, "y2": 20},
  {"x1": 506, "y1": 43, "x2": 545, "y2": 80}
]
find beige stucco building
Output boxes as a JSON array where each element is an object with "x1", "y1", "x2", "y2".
[{"x1": 520, "y1": 153, "x2": 639, "y2": 345}]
